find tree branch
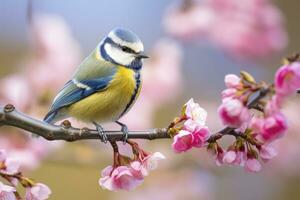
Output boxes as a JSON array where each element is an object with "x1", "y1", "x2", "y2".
[
  {"x1": 0, "y1": 104, "x2": 169, "y2": 142},
  {"x1": 0, "y1": 87, "x2": 270, "y2": 143}
]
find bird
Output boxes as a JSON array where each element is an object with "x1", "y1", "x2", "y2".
[{"x1": 43, "y1": 27, "x2": 148, "y2": 143}]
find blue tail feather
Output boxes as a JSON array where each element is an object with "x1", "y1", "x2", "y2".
[{"x1": 43, "y1": 111, "x2": 57, "y2": 124}]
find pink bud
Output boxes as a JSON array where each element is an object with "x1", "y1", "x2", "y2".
[
  {"x1": 223, "y1": 150, "x2": 237, "y2": 164},
  {"x1": 265, "y1": 95, "x2": 283, "y2": 116},
  {"x1": 259, "y1": 145, "x2": 277, "y2": 161},
  {"x1": 275, "y1": 62, "x2": 300, "y2": 97},
  {"x1": 222, "y1": 88, "x2": 237, "y2": 99},
  {"x1": 249, "y1": 117, "x2": 264, "y2": 133},
  {"x1": 218, "y1": 99, "x2": 250, "y2": 128},
  {"x1": 0, "y1": 158, "x2": 20, "y2": 175},
  {"x1": 131, "y1": 152, "x2": 165, "y2": 177},
  {"x1": 25, "y1": 183, "x2": 51, "y2": 200},
  {"x1": 224, "y1": 74, "x2": 241, "y2": 88},
  {"x1": 234, "y1": 151, "x2": 246, "y2": 166},
  {"x1": 212, "y1": 146, "x2": 225, "y2": 166},
  {"x1": 245, "y1": 158, "x2": 262, "y2": 172},
  {"x1": 261, "y1": 112, "x2": 288, "y2": 142}
]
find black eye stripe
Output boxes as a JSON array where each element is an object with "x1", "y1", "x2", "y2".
[
  {"x1": 104, "y1": 37, "x2": 138, "y2": 54},
  {"x1": 121, "y1": 46, "x2": 136, "y2": 54}
]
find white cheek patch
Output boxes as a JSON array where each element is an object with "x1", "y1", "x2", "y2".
[
  {"x1": 109, "y1": 32, "x2": 144, "y2": 53},
  {"x1": 104, "y1": 43, "x2": 135, "y2": 66}
]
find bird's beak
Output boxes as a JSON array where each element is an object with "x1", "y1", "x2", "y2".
[{"x1": 136, "y1": 52, "x2": 149, "y2": 59}]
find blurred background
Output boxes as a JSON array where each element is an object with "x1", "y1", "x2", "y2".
[{"x1": 0, "y1": 0, "x2": 300, "y2": 199}]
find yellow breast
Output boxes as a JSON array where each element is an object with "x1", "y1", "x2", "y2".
[{"x1": 68, "y1": 66, "x2": 140, "y2": 122}]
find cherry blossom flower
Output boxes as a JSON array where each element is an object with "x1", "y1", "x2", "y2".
[
  {"x1": 99, "y1": 166, "x2": 144, "y2": 191},
  {"x1": 218, "y1": 98, "x2": 250, "y2": 128},
  {"x1": 172, "y1": 122, "x2": 210, "y2": 154},
  {"x1": 265, "y1": 95, "x2": 283, "y2": 116},
  {"x1": 223, "y1": 150, "x2": 246, "y2": 166},
  {"x1": 274, "y1": 62, "x2": 300, "y2": 97},
  {"x1": 261, "y1": 112, "x2": 288, "y2": 142},
  {"x1": 25, "y1": 183, "x2": 51, "y2": 200},
  {"x1": 0, "y1": 181, "x2": 16, "y2": 200},
  {"x1": 222, "y1": 150, "x2": 237, "y2": 164},
  {"x1": 172, "y1": 130, "x2": 195, "y2": 153},
  {"x1": 185, "y1": 98, "x2": 207, "y2": 125},
  {"x1": 222, "y1": 88, "x2": 238, "y2": 99},
  {"x1": 245, "y1": 158, "x2": 262, "y2": 172},
  {"x1": 224, "y1": 74, "x2": 241, "y2": 88},
  {"x1": 131, "y1": 152, "x2": 165, "y2": 177},
  {"x1": 0, "y1": 158, "x2": 20, "y2": 175},
  {"x1": 259, "y1": 145, "x2": 277, "y2": 161},
  {"x1": 0, "y1": 150, "x2": 20, "y2": 175}
]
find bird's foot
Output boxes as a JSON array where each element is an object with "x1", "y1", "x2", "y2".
[
  {"x1": 93, "y1": 122, "x2": 107, "y2": 143},
  {"x1": 115, "y1": 121, "x2": 129, "y2": 144}
]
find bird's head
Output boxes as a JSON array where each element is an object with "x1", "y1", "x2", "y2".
[{"x1": 99, "y1": 28, "x2": 148, "y2": 70}]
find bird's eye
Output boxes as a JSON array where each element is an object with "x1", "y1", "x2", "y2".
[{"x1": 121, "y1": 46, "x2": 134, "y2": 53}]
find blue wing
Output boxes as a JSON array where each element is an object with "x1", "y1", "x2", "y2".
[{"x1": 43, "y1": 76, "x2": 114, "y2": 123}]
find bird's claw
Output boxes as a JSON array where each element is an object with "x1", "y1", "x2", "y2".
[
  {"x1": 116, "y1": 121, "x2": 129, "y2": 144},
  {"x1": 121, "y1": 126, "x2": 129, "y2": 144},
  {"x1": 93, "y1": 122, "x2": 107, "y2": 143}
]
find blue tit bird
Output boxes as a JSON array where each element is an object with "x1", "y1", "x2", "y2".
[{"x1": 43, "y1": 27, "x2": 148, "y2": 142}]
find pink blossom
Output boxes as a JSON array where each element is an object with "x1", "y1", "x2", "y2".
[
  {"x1": 245, "y1": 158, "x2": 262, "y2": 172},
  {"x1": 218, "y1": 99, "x2": 250, "y2": 128},
  {"x1": 249, "y1": 117, "x2": 264, "y2": 133},
  {"x1": 25, "y1": 183, "x2": 51, "y2": 200},
  {"x1": 0, "y1": 158, "x2": 20, "y2": 175},
  {"x1": 234, "y1": 151, "x2": 246, "y2": 166},
  {"x1": 0, "y1": 181, "x2": 16, "y2": 200},
  {"x1": 131, "y1": 152, "x2": 165, "y2": 177},
  {"x1": 172, "y1": 121, "x2": 210, "y2": 153},
  {"x1": 259, "y1": 145, "x2": 277, "y2": 161},
  {"x1": 223, "y1": 150, "x2": 237, "y2": 164},
  {"x1": 261, "y1": 112, "x2": 288, "y2": 142},
  {"x1": 185, "y1": 98, "x2": 207, "y2": 126},
  {"x1": 223, "y1": 150, "x2": 246, "y2": 166},
  {"x1": 172, "y1": 130, "x2": 194, "y2": 153},
  {"x1": 99, "y1": 166, "x2": 143, "y2": 191},
  {"x1": 224, "y1": 74, "x2": 241, "y2": 88},
  {"x1": 265, "y1": 95, "x2": 283, "y2": 116},
  {"x1": 274, "y1": 62, "x2": 300, "y2": 97},
  {"x1": 190, "y1": 125, "x2": 211, "y2": 147},
  {"x1": 222, "y1": 88, "x2": 237, "y2": 99}
]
